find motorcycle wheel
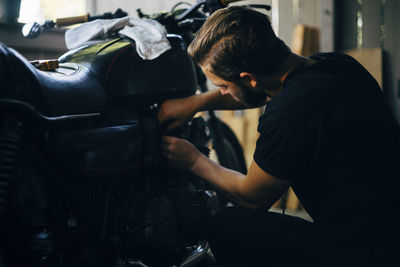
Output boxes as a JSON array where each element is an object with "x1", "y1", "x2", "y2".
[{"x1": 211, "y1": 119, "x2": 247, "y2": 175}]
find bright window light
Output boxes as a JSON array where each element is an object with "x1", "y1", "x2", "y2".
[{"x1": 19, "y1": 0, "x2": 86, "y2": 23}]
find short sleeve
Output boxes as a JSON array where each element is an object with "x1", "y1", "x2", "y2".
[{"x1": 253, "y1": 110, "x2": 318, "y2": 181}]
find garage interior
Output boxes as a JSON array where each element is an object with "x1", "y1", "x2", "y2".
[{"x1": 0, "y1": 0, "x2": 399, "y2": 266}]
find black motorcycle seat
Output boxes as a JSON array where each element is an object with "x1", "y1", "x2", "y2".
[{"x1": 0, "y1": 44, "x2": 106, "y2": 117}]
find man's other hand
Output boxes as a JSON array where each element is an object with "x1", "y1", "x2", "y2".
[
  {"x1": 161, "y1": 136, "x2": 201, "y2": 170},
  {"x1": 157, "y1": 97, "x2": 198, "y2": 132}
]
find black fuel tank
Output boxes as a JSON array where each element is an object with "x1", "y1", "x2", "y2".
[{"x1": 59, "y1": 35, "x2": 198, "y2": 108}]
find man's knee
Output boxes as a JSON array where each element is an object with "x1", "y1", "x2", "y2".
[{"x1": 206, "y1": 206, "x2": 243, "y2": 244}]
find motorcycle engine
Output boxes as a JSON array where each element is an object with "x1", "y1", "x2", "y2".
[{"x1": 110, "y1": 116, "x2": 222, "y2": 266}]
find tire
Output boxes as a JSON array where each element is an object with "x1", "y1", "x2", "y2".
[{"x1": 209, "y1": 118, "x2": 247, "y2": 175}]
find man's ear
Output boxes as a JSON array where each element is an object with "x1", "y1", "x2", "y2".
[{"x1": 239, "y1": 72, "x2": 258, "y2": 88}]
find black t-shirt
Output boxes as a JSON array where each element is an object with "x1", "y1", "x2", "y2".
[{"x1": 254, "y1": 52, "x2": 400, "y2": 256}]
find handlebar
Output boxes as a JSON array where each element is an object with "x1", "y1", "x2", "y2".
[
  {"x1": 55, "y1": 14, "x2": 89, "y2": 27},
  {"x1": 175, "y1": 0, "x2": 269, "y2": 22},
  {"x1": 22, "y1": 9, "x2": 128, "y2": 39},
  {"x1": 174, "y1": 0, "x2": 240, "y2": 22},
  {"x1": 220, "y1": 0, "x2": 243, "y2": 5}
]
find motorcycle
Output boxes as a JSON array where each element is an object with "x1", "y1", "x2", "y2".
[{"x1": 0, "y1": 0, "x2": 269, "y2": 266}]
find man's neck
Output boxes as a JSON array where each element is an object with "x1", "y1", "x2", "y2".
[
  {"x1": 262, "y1": 53, "x2": 313, "y2": 98},
  {"x1": 279, "y1": 53, "x2": 310, "y2": 76}
]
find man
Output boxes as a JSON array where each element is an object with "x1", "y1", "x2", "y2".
[{"x1": 157, "y1": 5, "x2": 400, "y2": 267}]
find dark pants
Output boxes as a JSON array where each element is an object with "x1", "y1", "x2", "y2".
[
  {"x1": 207, "y1": 207, "x2": 399, "y2": 267},
  {"x1": 206, "y1": 207, "x2": 321, "y2": 267}
]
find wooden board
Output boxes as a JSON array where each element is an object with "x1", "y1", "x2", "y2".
[
  {"x1": 343, "y1": 48, "x2": 383, "y2": 89},
  {"x1": 292, "y1": 24, "x2": 320, "y2": 57},
  {"x1": 219, "y1": 107, "x2": 264, "y2": 169}
]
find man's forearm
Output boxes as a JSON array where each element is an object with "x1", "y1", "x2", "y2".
[
  {"x1": 196, "y1": 90, "x2": 248, "y2": 111},
  {"x1": 190, "y1": 153, "x2": 259, "y2": 209}
]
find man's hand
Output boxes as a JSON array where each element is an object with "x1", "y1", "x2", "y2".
[
  {"x1": 157, "y1": 97, "x2": 199, "y2": 132},
  {"x1": 161, "y1": 136, "x2": 201, "y2": 170}
]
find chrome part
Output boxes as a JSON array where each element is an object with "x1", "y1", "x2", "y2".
[{"x1": 180, "y1": 241, "x2": 209, "y2": 267}]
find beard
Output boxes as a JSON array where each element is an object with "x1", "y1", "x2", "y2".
[{"x1": 236, "y1": 83, "x2": 268, "y2": 107}]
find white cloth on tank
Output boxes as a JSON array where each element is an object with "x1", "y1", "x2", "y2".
[{"x1": 65, "y1": 16, "x2": 171, "y2": 60}]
